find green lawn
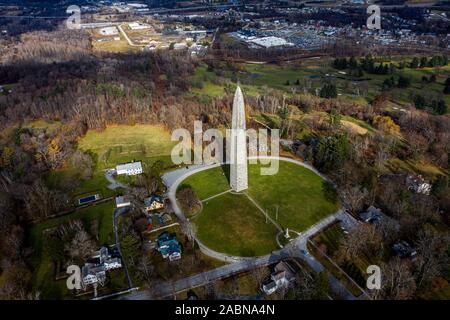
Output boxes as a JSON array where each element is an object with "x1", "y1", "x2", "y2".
[
  {"x1": 48, "y1": 124, "x2": 176, "y2": 198},
  {"x1": 47, "y1": 169, "x2": 119, "y2": 199},
  {"x1": 178, "y1": 165, "x2": 230, "y2": 200},
  {"x1": 194, "y1": 192, "x2": 279, "y2": 256},
  {"x1": 179, "y1": 160, "x2": 339, "y2": 256},
  {"x1": 78, "y1": 125, "x2": 176, "y2": 170},
  {"x1": 30, "y1": 201, "x2": 115, "y2": 299},
  {"x1": 190, "y1": 58, "x2": 450, "y2": 111},
  {"x1": 247, "y1": 161, "x2": 339, "y2": 231}
]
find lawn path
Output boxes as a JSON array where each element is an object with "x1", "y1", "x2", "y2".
[
  {"x1": 243, "y1": 191, "x2": 283, "y2": 233},
  {"x1": 201, "y1": 189, "x2": 232, "y2": 203}
]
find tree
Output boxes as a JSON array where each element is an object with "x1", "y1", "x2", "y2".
[
  {"x1": 397, "y1": 75, "x2": 411, "y2": 88},
  {"x1": 177, "y1": 187, "x2": 200, "y2": 214},
  {"x1": 381, "y1": 77, "x2": 395, "y2": 91},
  {"x1": 320, "y1": 84, "x2": 337, "y2": 99},
  {"x1": 342, "y1": 185, "x2": 368, "y2": 214},
  {"x1": 413, "y1": 95, "x2": 426, "y2": 109},
  {"x1": 338, "y1": 224, "x2": 383, "y2": 263},
  {"x1": 138, "y1": 160, "x2": 166, "y2": 195},
  {"x1": 314, "y1": 134, "x2": 350, "y2": 172},
  {"x1": 414, "y1": 231, "x2": 450, "y2": 291},
  {"x1": 65, "y1": 230, "x2": 97, "y2": 262},
  {"x1": 373, "y1": 116, "x2": 400, "y2": 135},
  {"x1": 136, "y1": 254, "x2": 154, "y2": 288},
  {"x1": 312, "y1": 271, "x2": 329, "y2": 300},
  {"x1": 380, "y1": 257, "x2": 416, "y2": 300},
  {"x1": 0, "y1": 265, "x2": 32, "y2": 300},
  {"x1": 430, "y1": 99, "x2": 447, "y2": 115},
  {"x1": 121, "y1": 233, "x2": 142, "y2": 266},
  {"x1": 328, "y1": 108, "x2": 342, "y2": 129},
  {"x1": 24, "y1": 180, "x2": 68, "y2": 220},
  {"x1": 432, "y1": 175, "x2": 448, "y2": 197},
  {"x1": 410, "y1": 57, "x2": 420, "y2": 69}
]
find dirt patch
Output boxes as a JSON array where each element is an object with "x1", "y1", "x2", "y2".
[{"x1": 341, "y1": 120, "x2": 368, "y2": 135}]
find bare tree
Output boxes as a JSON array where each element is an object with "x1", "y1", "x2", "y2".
[
  {"x1": 380, "y1": 257, "x2": 416, "y2": 300},
  {"x1": 342, "y1": 185, "x2": 368, "y2": 214},
  {"x1": 65, "y1": 230, "x2": 97, "y2": 262}
]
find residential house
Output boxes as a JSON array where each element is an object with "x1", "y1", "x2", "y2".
[
  {"x1": 262, "y1": 262, "x2": 295, "y2": 295},
  {"x1": 392, "y1": 241, "x2": 417, "y2": 258},
  {"x1": 80, "y1": 246, "x2": 122, "y2": 288},
  {"x1": 359, "y1": 206, "x2": 383, "y2": 223},
  {"x1": 156, "y1": 232, "x2": 182, "y2": 261},
  {"x1": 82, "y1": 264, "x2": 106, "y2": 286},
  {"x1": 144, "y1": 195, "x2": 164, "y2": 212},
  {"x1": 116, "y1": 161, "x2": 143, "y2": 176},
  {"x1": 406, "y1": 174, "x2": 432, "y2": 195}
]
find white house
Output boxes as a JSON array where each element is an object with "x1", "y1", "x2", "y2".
[
  {"x1": 262, "y1": 262, "x2": 295, "y2": 295},
  {"x1": 406, "y1": 174, "x2": 432, "y2": 195},
  {"x1": 116, "y1": 161, "x2": 142, "y2": 176},
  {"x1": 80, "y1": 246, "x2": 122, "y2": 288},
  {"x1": 128, "y1": 22, "x2": 150, "y2": 30},
  {"x1": 104, "y1": 258, "x2": 122, "y2": 271},
  {"x1": 82, "y1": 264, "x2": 106, "y2": 286}
]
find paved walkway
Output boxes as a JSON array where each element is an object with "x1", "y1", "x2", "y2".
[
  {"x1": 104, "y1": 169, "x2": 128, "y2": 190},
  {"x1": 201, "y1": 189, "x2": 232, "y2": 203}
]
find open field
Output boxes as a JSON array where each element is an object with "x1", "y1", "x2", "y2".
[
  {"x1": 247, "y1": 161, "x2": 339, "y2": 231},
  {"x1": 78, "y1": 125, "x2": 176, "y2": 170},
  {"x1": 48, "y1": 125, "x2": 176, "y2": 198},
  {"x1": 190, "y1": 58, "x2": 450, "y2": 110},
  {"x1": 179, "y1": 160, "x2": 339, "y2": 256},
  {"x1": 194, "y1": 192, "x2": 280, "y2": 256}
]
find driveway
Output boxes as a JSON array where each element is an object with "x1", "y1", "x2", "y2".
[
  {"x1": 114, "y1": 207, "x2": 133, "y2": 288},
  {"x1": 104, "y1": 169, "x2": 128, "y2": 190}
]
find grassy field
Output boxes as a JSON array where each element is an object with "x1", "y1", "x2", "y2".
[
  {"x1": 190, "y1": 58, "x2": 450, "y2": 110},
  {"x1": 194, "y1": 192, "x2": 279, "y2": 256},
  {"x1": 178, "y1": 165, "x2": 231, "y2": 200},
  {"x1": 48, "y1": 125, "x2": 176, "y2": 198},
  {"x1": 247, "y1": 161, "x2": 339, "y2": 231},
  {"x1": 179, "y1": 160, "x2": 339, "y2": 256},
  {"x1": 30, "y1": 201, "x2": 116, "y2": 299},
  {"x1": 78, "y1": 125, "x2": 176, "y2": 170}
]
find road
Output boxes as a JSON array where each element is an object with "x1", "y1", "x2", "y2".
[
  {"x1": 124, "y1": 209, "x2": 361, "y2": 300},
  {"x1": 104, "y1": 169, "x2": 128, "y2": 190},
  {"x1": 117, "y1": 24, "x2": 142, "y2": 47},
  {"x1": 113, "y1": 207, "x2": 133, "y2": 288}
]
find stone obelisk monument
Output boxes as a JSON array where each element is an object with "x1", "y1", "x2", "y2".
[{"x1": 230, "y1": 86, "x2": 248, "y2": 192}]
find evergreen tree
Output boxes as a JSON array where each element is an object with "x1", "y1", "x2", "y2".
[
  {"x1": 410, "y1": 57, "x2": 420, "y2": 68},
  {"x1": 413, "y1": 95, "x2": 426, "y2": 109},
  {"x1": 431, "y1": 99, "x2": 447, "y2": 115},
  {"x1": 397, "y1": 75, "x2": 411, "y2": 88},
  {"x1": 320, "y1": 84, "x2": 337, "y2": 98}
]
